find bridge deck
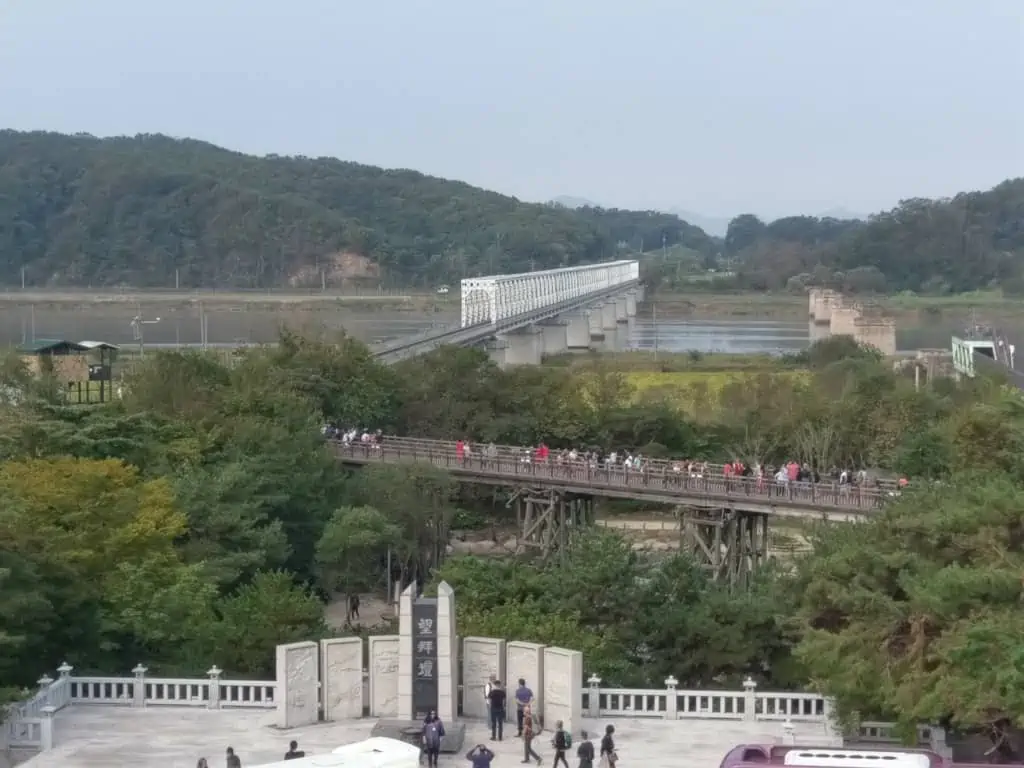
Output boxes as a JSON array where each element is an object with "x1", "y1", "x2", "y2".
[{"x1": 331, "y1": 438, "x2": 886, "y2": 520}]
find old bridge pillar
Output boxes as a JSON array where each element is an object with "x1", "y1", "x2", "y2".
[
  {"x1": 509, "y1": 489, "x2": 595, "y2": 562},
  {"x1": 676, "y1": 507, "x2": 770, "y2": 590}
]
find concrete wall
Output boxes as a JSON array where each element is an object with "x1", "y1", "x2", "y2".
[
  {"x1": 854, "y1": 318, "x2": 896, "y2": 357},
  {"x1": 829, "y1": 304, "x2": 861, "y2": 337}
]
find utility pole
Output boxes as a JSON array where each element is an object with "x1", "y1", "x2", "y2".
[{"x1": 130, "y1": 303, "x2": 161, "y2": 358}]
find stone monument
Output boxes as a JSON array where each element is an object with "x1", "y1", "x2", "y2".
[
  {"x1": 275, "y1": 640, "x2": 319, "y2": 728},
  {"x1": 320, "y1": 637, "x2": 364, "y2": 721},
  {"x1": 372, "y1": 581, "x2": 466, "y2": 751}
]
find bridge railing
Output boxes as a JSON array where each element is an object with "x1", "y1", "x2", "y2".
[{"x1": 331, "y1": 437, "x2": 888, "y2": 511}]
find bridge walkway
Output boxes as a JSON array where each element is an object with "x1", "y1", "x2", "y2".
[{"x1": 331, "y1": 436, "x2": 888, "y2": 520}]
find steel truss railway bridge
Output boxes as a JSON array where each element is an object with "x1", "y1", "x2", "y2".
[
  {"x1": 332, "y1": 437, "x2": 891, "y2": 590},
  {"x1": 371, "y1": 260, "x2": 642, "y2": 364}
]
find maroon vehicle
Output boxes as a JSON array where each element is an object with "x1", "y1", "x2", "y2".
[{"x1": 719, "y1": 745, "x2": 1021, "y2": 768}]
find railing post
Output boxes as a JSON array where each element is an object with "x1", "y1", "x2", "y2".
[
  {"x1": 783, "y1": 717, "x2": 796, "y2": 744},
  {"x1": 743, "y1": 676, "x2": 757, "y2": 722},
  {"x1": 664, "y1": 676, "x2": 678, "y2": 720},
  {"x1": 587, "y1": 675, "x2": 601, "y2": 718},
  {"x1": 132, "y1": 664, "x2": 148, "y2": 708},
  {"x1": 56, "y1": 662, "x2": 73, "y2": 708},
  {"x1": 207, "y1": 666, "x2": 222, "y2": 709},
  {"x1": 39, "y1": 705, "x2": 55, "y2": 750},
  {"x1": 37, "y1": 673, "x2": 54, "y2": 692}
]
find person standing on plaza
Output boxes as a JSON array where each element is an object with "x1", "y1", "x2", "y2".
[
  {"x1": 514, "y1": 678, "x2": 534, "y2": 736},
  {"x1": 487, "y1": 679, "x2": 507, "y2": 740},
  {"x1": 225, "y1": 746, "x2": 242, "y2": 768},
  {"x1": 521, "y1": 701, "x2": 542, "y2": 765},
  {"x1": 423, "y1": 709, "x2": 446, "y2": 768}
]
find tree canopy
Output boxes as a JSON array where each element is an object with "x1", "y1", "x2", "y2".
[{"x1": 0, "y1": 328, "x2": 1022, "y2": 733}]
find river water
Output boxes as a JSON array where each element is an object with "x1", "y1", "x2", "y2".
[{"x1": 0, "y1": 299, "x2": 988, "y2": 355}]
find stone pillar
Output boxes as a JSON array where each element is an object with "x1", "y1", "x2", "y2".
[
  {"x1": 566, "y1": 312, "x2": 590, "y2": 349},
  {"x1": 587, "y1": 675, "x2": 601, "y2": 718},
  {"x1": 436, "y1": 582, "x2": 458, "y2": 724},
  {"x1": 600, "y1": 302, "x2": 617, "y2": 331},
  {"x1": 39, "y1": 705, "x2": 55, "y2": 751},
  {"x1": 207, "y1": 666, "x2": 222, "y2": 710},
  {"x1": 398, "y1": 583, "x2": 415, "y2": 720},
  {"x1": 625, "y1": 291, "x2": 637, "y2": 317},
  {"x1": 742, "y1": 676, "x2": 757, "y2": 722},
  {"x1": 500, "y1": 326, "x2": 543, "y2": 366},
  {"x1": 540, "y1": 321, "x2": 568, "y2": 358},
  {"x1": 664, "y1": 676, "x2": 678, "y2": 720},
  {"x1": 132, "y1": 664, "x2": 147, "y2": 708},
  {"x1": 275, "y1": 641, "x2": 320, "y2": 728}
]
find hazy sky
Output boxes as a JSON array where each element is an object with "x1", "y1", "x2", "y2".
[{"x1": 2, "y1": 0, "x2": 1022, "y2": 220}]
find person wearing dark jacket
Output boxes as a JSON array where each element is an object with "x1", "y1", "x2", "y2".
[
  {"x1": 423, "y1": 711, "x2": 446, "y2": 768},
  {"x1": 467, "y1": 744, "x2": 496, "y2": 768},
  {"x1": 487, "y1": 681, "x2": 507, "y2": 741},
  {"x1": 284, "y1": 740, "x2": 305, "y2": 760},
  {"x1": 599, "y1": 725, "x2": 616, "y2": 768},
  {"x1": 576, "y1": 732, "x2": 595, "y2": 768}
]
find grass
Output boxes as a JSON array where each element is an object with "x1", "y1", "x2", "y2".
[{"x1": 551, "y1": 350, "x2": 796, "y2": 373}]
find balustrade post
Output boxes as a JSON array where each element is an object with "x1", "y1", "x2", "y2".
[
  {"x1": 39, "y1": 705, "x2": 56, "y2": 751},
  {"x1": 742, "y1": 676, "x2": 757, "y2": 722},
  {"x1": 57, "y1": 662, "x2": 72, "y2": 680},
  {"x1": 587, "y1": 675, "x2": 602, "y2": 718},
  {"x1": 783, "y1": 717, "x2": 796, "y2": 744},
  {"x1": 207, "y1": 666, "x2": 223, "y2": 709},
  {"x1": 663, "y1": 676, "x2": 678, "y2": 720},
  {"x1": 132, "y1": 664, "x2": 148, "y2": 708},
  {"x1": 37, "y1": 673, "x2": 54, "y2": 691},
  {"x1": 56, "y1": 662, "x2": 73, "y2": 707}
]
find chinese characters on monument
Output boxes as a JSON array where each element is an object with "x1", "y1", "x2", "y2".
[{"x1": 411, "y1": 597, "x2": 439, "y2": 715}]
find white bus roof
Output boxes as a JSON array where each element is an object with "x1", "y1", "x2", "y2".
[
  {"x1": 249, "y1": 737, "x2": 420, "y2": 768},
  {"x1": 783, "y1": 749, "x2": 932, "y2": 768}
]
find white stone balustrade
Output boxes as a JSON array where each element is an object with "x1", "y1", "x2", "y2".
[
  {"x1": 5, "y1": 642, "x2": 915, "y2": 756},
  {"x1": 460, "y1": 260, "x2": 640, "y2": 327}
]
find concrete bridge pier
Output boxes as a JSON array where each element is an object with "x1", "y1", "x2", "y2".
[
  {"x1": 566, "y1": 311, "x2": 591, "y2": 350},
  {"x1": 540, "y1": 319, "x2": 568, "y2": 358},
  {"x1": 499, "y1": 325, "x2": 543, "y2": 366},
  {"x1": 601, "y1": 302, "x2": 618, "y2": 332},
  {"x1": 614, "y1": 295, "x2": 629, "y2": 322},
  {"x1": 588, "y1": 305, "x2": 605, "y2": 342},
  {"x1": 625, "y1": 291, "x2": 637, "y2": 317}
]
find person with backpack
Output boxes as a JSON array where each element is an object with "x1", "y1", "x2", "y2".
[
  {"x1": 423, "y1": 710, "x2": 446, "y2": 768},
  {"x1": 551, "y1": 720, "x2": 571, "y2": 768}
]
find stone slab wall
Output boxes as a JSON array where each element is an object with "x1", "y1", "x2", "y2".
[
  {"x1": 543, "y1": 647, "x2": 583, "y2": 735},
  {"x1": 369, "y1": 635, "x2": 400, "y2": 717},
  {"x1": 320, "y1": 637, "x2": 364, "y2": 720},
  {"x1": 506, "y1": 641, "x2": 546, "y2": 723},
  {"x1": 275, "y1": 641, "x2": 319, "y2": 728},
  {"x1": 462, "y1": 637, "x2": 507, "y2": 719}
]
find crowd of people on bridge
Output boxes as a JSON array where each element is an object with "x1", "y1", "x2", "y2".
[{"x1": 328, "y1": 428, "x2": 908, "y2": 498}]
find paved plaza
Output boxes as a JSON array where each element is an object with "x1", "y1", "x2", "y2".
[{"x1": 17, "y1": 708, "x2": 837, "y2": 768}]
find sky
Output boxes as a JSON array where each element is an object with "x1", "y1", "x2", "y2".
[{"x1": 1, "y1": 0, "x2": 1022, "y2": 222}]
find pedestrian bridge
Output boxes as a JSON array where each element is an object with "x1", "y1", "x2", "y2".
[
  {"x1": 372, "y1": 260, "x2": 641, "y2": 364},
  {"x1": 331, "y1": 437, "x2": 887, "y2": 520}
]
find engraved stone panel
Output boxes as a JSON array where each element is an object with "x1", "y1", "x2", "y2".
[
  {"x1": 275, "y1": 641, "x2": 319, "y2": 728},
  {"x1": 320, "y1": 637, "x2": 364, "y2": 721},
  {"x1": 543, "y1": 647, "x2": 583, "y2": 735},
  {"x1": 369, "y1": 635, "x2": 400, "y2": 717},
  {"x1": 506, "y1": 641, "x2": 545, "y2": 723},
  {"x1": 462, "y1": 637, "x2": 506, "y2": 719}
]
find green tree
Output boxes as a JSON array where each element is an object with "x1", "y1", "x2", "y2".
[{"x1": 316, "y1": 506, "x2": 399, "y2": 623}]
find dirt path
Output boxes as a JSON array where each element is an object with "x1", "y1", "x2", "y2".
[{"x1": 324, "y1": 594, "x2": 395, "y2": 631}]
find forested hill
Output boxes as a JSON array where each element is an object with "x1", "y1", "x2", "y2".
[
  {"x1": 725, "y1": 179, "x2": 1024, "y2": 294},
  {"x1": 0, "y1": 130, "x2": 719, "y2": 289}
]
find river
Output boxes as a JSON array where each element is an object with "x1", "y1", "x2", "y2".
[{"x1": 0, "y1": 299, "x2": 996, "y2": 355}]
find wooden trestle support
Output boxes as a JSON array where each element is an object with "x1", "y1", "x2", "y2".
[
  {"x1": 508, "y1": 488, "x2": 596, "y2": 562},
  {"x1": 676, "y1": 507, "x2": 770, "y2": 590}
]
